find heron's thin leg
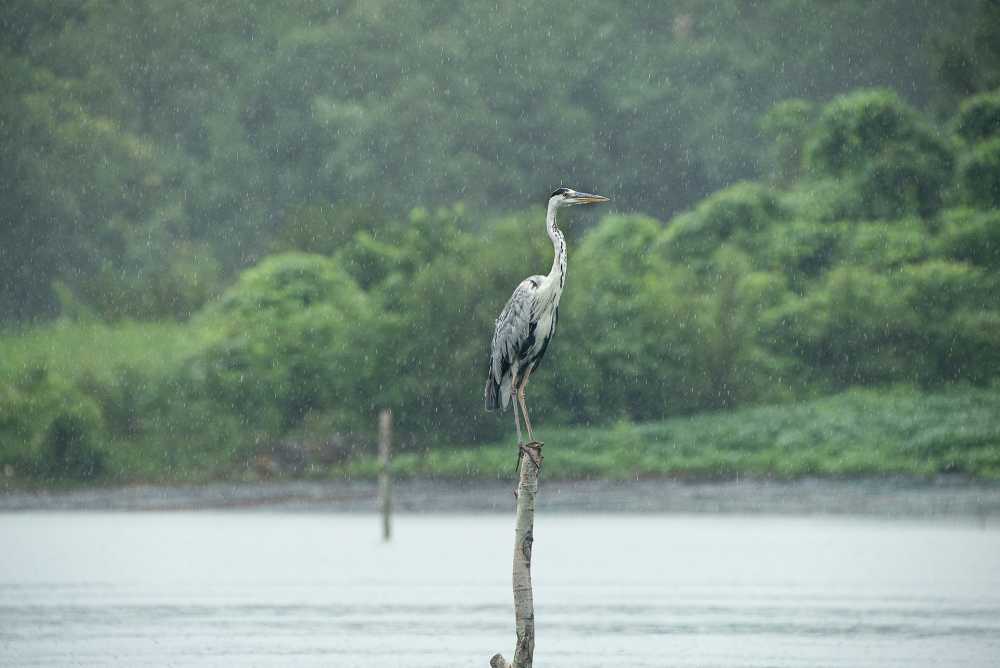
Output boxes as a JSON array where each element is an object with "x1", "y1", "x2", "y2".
[
  {"x1": 517, "y1": 388, "x2": 535, "y2": 444},
  {"x1": 510, "y1": 372, "x2": 523, "y2": 445},
  {"x1": 517, "y1": 367, "x2": 537, "y2": 443},
  {"x1": 510, "y1": 373, "x2": 526, "y2": 476}
]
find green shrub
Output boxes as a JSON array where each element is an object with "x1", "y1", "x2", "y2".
[
  {"x1": 959, "y1": 137, "x2": 1000, "y2": 208},
  {"x1": 77, "y1": 365, "x2": 151, "y2": 438},
  {"x1": 760, "y1": 98, "x2": 816, "y2": 184},
  {"x1": 780, "y1": 178, "x2": 865, "y2": 222},
  {"x1": 0, "y1": 366, "x2": 106, "y2": 480},
  {"x1": 936, "y1": 208, "x2": 1000, "y2": 268},
  {"x1": 895, "y1": 260, "x2": 1000, "y2": 383},
  {"x1": 755, "y1": 219, "x2": 841, "y2": 286},
  {"x1": 559, "y1": 214, "x2": 707, "y2": 422},
  {"x1": 764, "y1": 265, "x2": 916, "y2": 386},
  {"x1": 563, "y1": 222, "x2": 793, "y2": 422},
  {"x1": 954, "y1": 89, "x2": 1000, "y2": 144},
  {"x1": 75, "y1": 236, "x2": 222, "y2": 321},
  {"x1": 839, "y1": 218, "x2": 932, "y2": 269},
  {"x1": 687, "y1": 248, "x2": 793, "y2": 409},
  {"x1": 41, "y1": 403, "x2": 105, "y2": 480},
  {"x1": 193, "y1": 253, "x2": 376, "y2": 432},
  {"x1": 0, "y1": 380, "x2": 35, "y2": 474},
  {"x1": 857, "y1": 142, "x2": 954, "y2": 219},
  {"x1": 571, "y1": 214, "x2": 663, "y2": 293},
  {"x1": 764, "y1": 256, "x2": 998, "y2": 388},
  {"x1": 562, "y1": 254, "x2": 703, "y2": 422},
  {"x1": 660, "y1": 182, "x2": 787, "y2": 264},
  {"x1": 804, "y1": 89, "x2": 954, "y2": 218}
]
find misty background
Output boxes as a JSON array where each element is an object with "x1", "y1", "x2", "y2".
[{"x1": 1, "y1": 0, "x2": 1000, "y2": 483}]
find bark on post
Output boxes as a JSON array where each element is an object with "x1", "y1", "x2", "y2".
[
  {"x1": 377, "y1": 409, "x2": 392, "y2": 542},
  {"x1": 490, "y1": 443, "x2": 542, "y2": 668}
]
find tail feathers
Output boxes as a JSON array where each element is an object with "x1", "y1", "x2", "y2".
[
  {"x1": 485, "y1": 374, "x2": 514, "y2": 411},
  {"x1": 499, "y1": 374, "x2": 513, "y2": 410},
  {"x1": 485, "y1": 377, "x2": 500, "y2": 411}
]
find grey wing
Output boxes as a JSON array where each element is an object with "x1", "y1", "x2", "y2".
[{"x1": 489, "y1": 277, "x2": 542, "y2": 384}]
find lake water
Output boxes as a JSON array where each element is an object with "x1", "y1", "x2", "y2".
[{"x1": 2, "y1": 512, "x2": 999, "y2": 667}]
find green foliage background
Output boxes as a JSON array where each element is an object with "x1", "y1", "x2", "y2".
[{"x1": 2, "y1": 1, "x2": 1000, "y2": 481}]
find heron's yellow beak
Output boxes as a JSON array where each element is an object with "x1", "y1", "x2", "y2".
[{"x1": 574, "y1": 192, "x2": 609, "y2": 204}]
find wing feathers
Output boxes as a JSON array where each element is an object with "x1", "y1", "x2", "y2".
[{"x1": 485, "y1": 278, "x2": 541, "y2": 411}]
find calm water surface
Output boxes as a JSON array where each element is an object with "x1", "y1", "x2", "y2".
[{"x1": 2, "y1": 512, "x2": 999, "y2": 667}]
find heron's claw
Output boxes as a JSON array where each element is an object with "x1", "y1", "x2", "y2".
[
  {"x1": 512, "y1": 442, "x2": 543, "y2": 498},
  {"x1": 512, "y1": 444, "x2": 525, "y2": 475},
  {"x1": 519, "y1": 441, "x2": 544, "y2": 469}
]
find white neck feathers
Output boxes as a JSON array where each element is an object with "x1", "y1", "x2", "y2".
[{"x1": 545, "y1": 199, "x2": 567, "y2": 291}]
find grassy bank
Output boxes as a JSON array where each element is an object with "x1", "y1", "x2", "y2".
[
  {"x1": 2, "y1": 320, "x2": 998, "y2": 484},
  {"x1": 0, "y1": 320, "x2": 233, "y2": 483},
  {"x1": 339, "y1": 387, "x2": 1000, "y2": 480},
  {"x1": 0, "y1": 320, "x2": 196, "y2": 382}
]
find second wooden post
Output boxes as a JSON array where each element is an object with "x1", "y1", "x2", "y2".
[{"x1": 378, "y1": 409, "x2": 392, "y2": 542}]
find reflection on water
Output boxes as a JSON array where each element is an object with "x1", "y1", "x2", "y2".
[{"x1": 2, "y1": 513, "x2": 999, "y2": 667}]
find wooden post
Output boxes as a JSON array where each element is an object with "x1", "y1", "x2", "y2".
[
  {"x1": 490, "y1": 442, "x2": 543, "y2": 668},
  {"x1": 378, "y1": 409, "x2": 392, "y2": 542}
]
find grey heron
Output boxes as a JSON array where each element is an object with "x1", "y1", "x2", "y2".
[{"x1": 485, "y1": 187, "x2": 609, "y2": 459}]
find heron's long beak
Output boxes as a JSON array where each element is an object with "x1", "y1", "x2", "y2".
[{"x1": 574, "y1": 192, "x2": 609, "y2": 204}]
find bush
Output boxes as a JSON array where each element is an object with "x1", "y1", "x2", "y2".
[
  {"x1": 660, "y1": 182, "x2": 787, "y2": 265},
  {"x1": 839, "y1": 218, "x2": 932, "y2": 269},
  {"x1": 0, "y1": 366, "x2": 106, "y2": 480},
  {"x1": 754, "y1": 219, "x2": 841, "y2": 287},
  {"x1": 561, "y1": 216, "x2": 699, "y2": 421},
  {"x1": 895, "y1": 260, "x2": 1000, "y2": 383},
  {"x1": 804, "y1": 89, "x2": 954, "y2": 218},
  {"x1": 959, "y1": 137, "x2": 1000, "y2": 208},
  {"x1": 759, "y1": 98, "x2": 815, "y2": 184},
  {"x1": 954, "y1": 89, "x2": 1000, "y2": 144},
  {"x1": 764, "y1": 265, "x2": 916, "y2": 386},
  {"x1": 78, "y1": 237, "x2": 222, "y2": 321},
  {"x1": 936, "y1": 208, "x2": 1000, "y2": 268},
  {"x1": 780, "y1": 178, "x2": 865, "y2": 222},
  {"x1": 562, "y1": 218, "x2": 793, "y2": 421},
  {"x1": 857, "y1": 142, "x2": 954, "y2": 219},
  {"x1": 41, "y1": 404, "x2": 105, "y2": 480},
  {"x1": 193, "y1": 253, "x2": 376, "y2": 432}
]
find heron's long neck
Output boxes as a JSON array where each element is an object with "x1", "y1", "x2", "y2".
[{"x1": 546, "y1": 201, "x2": 567, "y2": 291}]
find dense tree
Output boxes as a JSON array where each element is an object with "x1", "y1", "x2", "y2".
[
  {"x1": 931, "y1": 0, "x2": 1000, "y2": 102},
  {"x1": 0, "y1": 0, "x2": 990, "y2": 320}
]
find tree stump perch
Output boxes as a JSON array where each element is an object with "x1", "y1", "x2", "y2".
[{"x1": 490, "y1": 441, "x2": 543, "y2": 668}]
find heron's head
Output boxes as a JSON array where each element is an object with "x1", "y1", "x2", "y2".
[{"x1": 549, "y1": 187, "x2": 609, "y2": 208}]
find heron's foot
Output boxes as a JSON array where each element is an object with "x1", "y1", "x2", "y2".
[
  {"x1": 512, "y1": 443, "x2": 526, "y2": 475},
  {"x1": 512, "y1": 442, "x2": 544, "y2": 498},
  {"x1": 519, "y1": 441, "x2": 544, "y2": 469}
]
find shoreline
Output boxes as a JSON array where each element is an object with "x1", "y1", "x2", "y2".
[{"x1": 3, "y1": 477, "x2": 1000, "y2": 517}]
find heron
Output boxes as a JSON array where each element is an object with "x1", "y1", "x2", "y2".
[{"x1": 484, "y1": 187, "x2": 609, "y2": 465}]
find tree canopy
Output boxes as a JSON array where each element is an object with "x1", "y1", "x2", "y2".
[{"x1": 1, "y1": 0, "x2": 993, "y2": 319}]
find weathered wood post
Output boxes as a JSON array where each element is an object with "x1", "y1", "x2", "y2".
[
  {"x1": 377, "y1": 409, "x2": 392, "y2": 542},
  {"x1": 490, "y1": 442, "x2": 543, "y2": 668}
]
